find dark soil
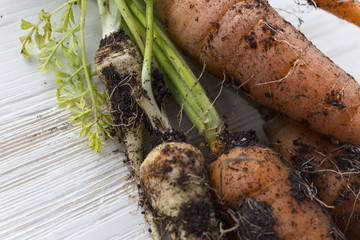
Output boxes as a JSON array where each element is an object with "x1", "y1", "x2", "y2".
[
  {"x1": 173, "y1": 200, "x2": 219, "y2": 239},
  {"x1": 99, "y1": 29, "x2": 131, "y2": 48},
  {"x1": 151, "y1": 130, "x2": 187, "y2": 148},
  {"x1": 95, "y1": 29, "x2": 145, "y2": 140},
  {"x1": 101, "y1": 65, "x2": 142, "y2": 134},
  {"x1": 221, "y1": 196, "x2": 281, "y2": 240},
  {"x1": 325, "y1": 90, "x2": 346, "y2": 110},
  {"x1": 96, "y1": 30, "x2": 139, "y2": 66},
  {"x1": 333, "y1": 188, "x2": 352, "y2": 206},
  {"x1": 218, "y1": 130, "x2": 259, "y2": 155},
  {"x1": 288, "y1": 171, "x2": 308, "y2": 202},
  {"x1": 260, "y1": 18, "x2": 283, "y2": 51},
  {"x1": 306, "y1": 0, "x2": 316, "y2": 6},
  {"x1": 244, "y1": 34, "x2": 257, "y2": 49},
  {"x1": 151, "y1": 67, "x2": 171, "y2": 107},
  {"x1": 336, "y1": 145, "x2": 360, "y2": 172}
]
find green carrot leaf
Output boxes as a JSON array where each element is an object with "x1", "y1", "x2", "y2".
[
  {"x1": 20, "y1": 0, "x2": 111, "y2": 152},
  {"x1": 21, "y1": 19, "x2": 33, "y2": 30}
]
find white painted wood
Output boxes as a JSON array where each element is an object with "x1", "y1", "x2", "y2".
[
  {"x1": 0, "y1": 0, "x2": 359, "y2": 239},
  {"x1": 0, "y1": 1, "x2": 149, "y2": 239}
]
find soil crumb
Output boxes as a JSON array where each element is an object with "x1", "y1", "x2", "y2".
[{"x1": 221, "y1": 196, "x2": 281, "y2": 240}]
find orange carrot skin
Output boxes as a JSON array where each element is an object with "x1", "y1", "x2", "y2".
[
  {"x1": 264, "y1": 115, "x2": 360, "y2": 240},
  {"x1": 312, "y1": 0, "x2": 360, "y2": 27},
  {"x1": 154, "y1": 0, "x2": 360, "y2": 147},
  {"x1": 209, "y1": 144, "x2": 344, "y2": 239}
]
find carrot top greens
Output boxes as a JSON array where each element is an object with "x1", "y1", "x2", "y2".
[
  {"x1": 20, "y1": 0, "x2": 112, "y2": 152},
  {"x1": 20, "y1": 0, "x2": 225, "y2": 152}
]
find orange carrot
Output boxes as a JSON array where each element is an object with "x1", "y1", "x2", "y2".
[
  {"x1": 309, "y1": 0, "x2": 360, "y2": 27},
  {"x1": 209, "y1": 141, "x2": 345, "y2": 239},
  {"x1": 153, "y1": 0, "x2": 360, "y2": 147},
  {"x1": 264, "y1": 114, "x2": 360, "y2": 240}
]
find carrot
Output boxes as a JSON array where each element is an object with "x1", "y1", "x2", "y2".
[
  {"x1": 153, "y1": 0, "x2": 360, "y2": 147},
  {"x1": 264, "y1": 114, "x2": 360, "y2": 240},
  {"x1": 140, "y1": 142, "x2": 222, "y2": 240},
  {"x1": 21, "y1": 0, "x2": 357, "y2": 238},
  {"x1": 95, "y1": 29, "x2": 146, "y2": 178},
  {"x1": 209, "y1": 138, "x2": 345, "y2": 239},
  {"x1": 105, "y1": 2, "x2": 227, "y2": 239},
  {"x1": 308, "y1": 0, "x2": 360, "y2": 27},
  {"x1": 130, "y1": 3, "x2": 346, "y2": 236}
]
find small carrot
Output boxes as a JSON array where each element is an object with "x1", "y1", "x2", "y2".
[
  {"x1": 209, "y1": 138, "x2": 345, "y2": 239},
  {"x1": 153, "y1": 0, "x2": 360, "y2": 147},
  {"x1": 308, "y1": 0, "x2": 360, "y2": 27},
  {"x1": 141, "y1": 142, "x2": 223, "y2": 240},
  {"x1": 110, "y1": 1, "x2": 226, "y2": 239},
  {"x1": 95, "y1": 29, "x2": 146, "y2": 179},
  {"x1": 264, "y1": 114, "x2": 360, "y2": 240}
]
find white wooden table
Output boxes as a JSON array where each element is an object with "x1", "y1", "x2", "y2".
[{"x1": 1, "y1": 0, "x2": 360, "y2": 239}]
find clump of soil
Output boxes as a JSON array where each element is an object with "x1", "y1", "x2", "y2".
[
  {"x1": 218, "y1": 130, "x2": 259, "y2": 155},
  {"x1": 151, "y1": 67, "x2": 171, "y2": 107},
  {"x1": 151, "y1": 130, "x2": 187, "y2": 148},
  {"x1": 288, "y1": 171, "x2": 308, "y2": 202},
  {"x1": 173, "y1": 200, "x2": 220, "y2": 239},
  {"x1": 325, "y1": 90, "x2": 346, "y2": 110},
  {"x1": 220, "y1": 196, "x2": 281, "y2": 240},
  {"x1": 336, "y1": 145, "x2": 360, "y2": 172},
  {"x1": 95, "y1": 29, "x2": 144, "y2": 139},
  {"x1": 101, "y1": 65, "x2": 141, "y2": 128}
]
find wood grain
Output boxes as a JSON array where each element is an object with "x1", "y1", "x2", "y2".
[{"x1": 0, "y1": 0, "x2": 359, "y2": 239}]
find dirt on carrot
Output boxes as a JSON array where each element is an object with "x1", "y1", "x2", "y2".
[
  {"x1": 219, "y1": 196, "x2": 281, "y2": 240},
  {"x1": 140, "y1": 142, "x2": 223, "y2": 240},
  {"x1": 153, "y1": 0, "x2": 360, "y2": 147},
  {"x1": 307, "y1": 0, "x2": 360, "y2": 27},
  {"x1": 96, "y1": 30, "x2": 144, "y2": 136},
  {"x1": 264, "y1": 114, "x2": 360, "y2": 239},
  {"x1": 209, "y1": 138, "x2": 345, "y2": 239},
  {"x1": 151, "y1": 129, "x2": 186, "y2": 148}
]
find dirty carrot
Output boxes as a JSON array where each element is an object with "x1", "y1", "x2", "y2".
[
  {"x1": 209, "y1": 136, "x2": 345, "y2": 239},
  {"x1": 153, "y1": 0, "x2": 360, "y2": 147},
  {"x1": 308, "y1": 0, "x2": 360, "y2": 27},
  {"x1": 95, "y1": 0, "x2": 145, "y2": 179},
  {"x1": 126, "y1": 2, "x2": 348, "y2": 238},
  {"x1": 139, "y1": 14, "x2": 347, "y2": 239},
  {"x1": 110, "y1": 1, "x2": 225, "y2": 239},
  {"x1": 140, "y1": 141, "x2": 224, "y2": 240},
  {"x1": 94, "y1": 1, "x2": 167, "y2": 238},
  {"x1": 264, "y1": 114, "x2": 360, "y2": 239},
  {"x1": 21, "y1": 1, "x2": 350, "y2": 239}
]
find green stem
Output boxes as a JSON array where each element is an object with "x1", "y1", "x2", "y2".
[
  {"x1": 150, "y1": 36, "x2": 208, "y2": 134},
  {"x1": 127, "y1": 0, "x2": 183, "y2": 65},
  {"x1": 128, "y1": 16, "x2": 204, "y2": 129},
  {"x1": 39, "y1": 25, "x2": 79, "y2": 72},
  {"x1": 113, "y1": 0, "x2": 144, "y2": 54},
  {"x1": 166, "y1": 80, "x2": 207, "y2": 134},
  {"x1": 50, "y1": 0, "x2": 78, "y2": 16},
  {"x1": 126, "y1": 0, "x2": 224, "y2": 145},
  {"x1": 67, "y1": 65, "x2": 84, "y2": 82},
  {"x1": 142, "y1": 0, "x2": 154, "y2": 89},
  {"x1": 116, "y1": 0, "x2": 172, "y2": 132},
  {"x1": 80, "y1": 0, "x2": 98, "y2": 133},
  {"x1": 57, "y1": 89, "x2": 88, "y2": 106},
  {"x1": 140, "y1": 0, "x2": 171, "y2": 132}
]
